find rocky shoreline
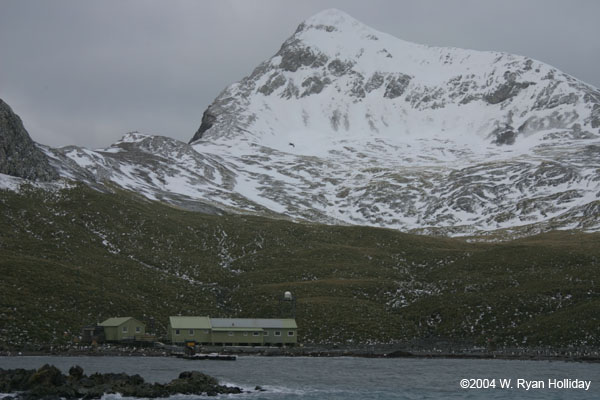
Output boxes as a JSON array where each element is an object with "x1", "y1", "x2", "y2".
[
  {"x1": 0, "y1": 365, "x2": 251, "y2": 399},
  {"x1": 1, "y1": 343, "x2": 599, "y2": 363}
]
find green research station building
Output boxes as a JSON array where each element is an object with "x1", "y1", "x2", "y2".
[
  {"x1": 98, "y1": 317, "x2": 146, "y2": 341},
  {"x1": 168, "y1": 316, "x2": 212, "y2": 344},
  {"x1": 167, "y1": 316, "x2": 298, "y2": 346}
]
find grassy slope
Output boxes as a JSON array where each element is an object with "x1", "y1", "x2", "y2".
[{"x1": 0, "y1": 183, "x2": 599, "y2": 349}]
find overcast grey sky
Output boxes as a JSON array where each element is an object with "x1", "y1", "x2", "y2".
[{"x1": 1, "y1": 0, "x2": 599, "y2": 149}]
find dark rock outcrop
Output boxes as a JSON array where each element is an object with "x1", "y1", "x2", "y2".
[
  {"x1": 258, "y1": 73, "x2": 287, "y2": 96},
  {"x1": 592, "y1": 103, "x2": 600, "y2": 129},
  {"x1": 301, "y1": 76, "x2": 332, "y2": 97},
  {"x1": 365, "y1": 72, "x2": 385, "y2": 93},
  {"x1": 0, "y1": 365, "x2": 247, "y2": 399},
  {"x1": 491, "y1": 125, "x2": 518, "y2": 145},
  {"x1": 190, "y1": 107, "x2": 217, "y2": 143},
  {"x1": 327, "y1": 59, "x2": 354, "y2": 77},
  {"x1": 0, "y1": 99, "x2": 58, "y2": 181},
  {"x1": 484, "y1": 72, "x2": 534, "y2": 105},
  {"x1": 276, "y1": 41, "x2": 328, "y2": 72},
  {"x1": 383, "y1": 73, "x2": 411, "y2": 99}
]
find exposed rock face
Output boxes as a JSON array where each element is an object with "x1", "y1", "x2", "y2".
[
  {"x1": 190, "y1": 107, "x2": 217, "y2": 142},
  {"x1": 383, "y1": 73, "x2": 411, "y2": 99},
  {"x1": 0, "y1": 99, "x2": 58, "y2": 181},
  {"x1": 490, "y1": 125, "x2": 518, "y2": 145},
  {"x1": 483, "y1": 71, "x2": 534, "y2": 105},
  {"x1": 592, "y1": 104, "x2": 600, "y2": 128}
]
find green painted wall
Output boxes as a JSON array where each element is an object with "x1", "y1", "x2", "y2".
[
  {"x1": 263, "y1": 328, "x2": 297, "y2": 345},
  {"x1": 211, "y1": 330, "x2": 264, "y2": 345},
  {"x1": 103, "y1": 318, "x2": 145, "y2": 341},
  {"x1": 103, "y1": 326, "x2": 118, "y2": 341},
  {"x1": 169, "y1": 328, "x2": 211, "y2": 344}
]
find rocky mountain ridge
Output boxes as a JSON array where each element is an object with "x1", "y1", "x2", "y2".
[
  {"x1": 0, "y1": 99, "x2": 58, "y2": 181},
  {"x1": 2, "y1": 9, "x2": 600, "y2": 237}
]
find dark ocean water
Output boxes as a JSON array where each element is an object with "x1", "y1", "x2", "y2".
[{"x1": 1, "y1": 355, "x2": 599, "y2": 399}]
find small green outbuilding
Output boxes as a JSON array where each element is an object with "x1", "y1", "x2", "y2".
[{"x1": 99, "y1": 317, "x2": 146, "y2": 342}]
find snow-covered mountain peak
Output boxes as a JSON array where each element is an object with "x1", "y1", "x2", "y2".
[
  {"x1": 298, "y1": 8, "x2": 363, "y2": 31},
  {"x1": 289, "y1": 8, "x2": 425, "y2": 73},
  {"x1": 36, "y1": 11, "x2": 600, "y2": 237},
  {"x1": 292, "y1": 8, "x2": 394, "y2": 50},
  {"x1": 190, "y1": 9, "x2": 599, "y2": 156},
  {"x1": 301, "y1": 8, "x2": 356, "y2": 25}
]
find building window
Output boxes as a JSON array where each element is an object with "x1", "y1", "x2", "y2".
[
  {"x1": 189, "y1": 329, "x2": 194, "y2": 335},
  {"x1": 243, "y1": 332, "x2": 248, "y2": 336},
  {"x1": 136, "y1": 326, "x2": 141, "y2": 333},
  {"x1": 253, "y1": 332, "x2": 260, "y2": 336},
  {"x1": 175, "y1": 329, "x2": 180, "y2": 335},
  {"x1": 122, "y1": 326, "x2": 128, "y2": 333},
  {"x1": 263, "y1": 331, "x2": 269, "y2": 336},
  {"x1": 288, "y1": 331, "x2": 295, "y2": 336},
  {"x1": 275, "y1": 331, "x2": 281, "y2": 336},
  {"x1": 228, "y1": 331, "x2": 234, "y2": 336}
]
